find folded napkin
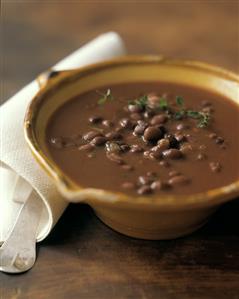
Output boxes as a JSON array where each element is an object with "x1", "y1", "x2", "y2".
[{"x1": 0, "y1": 32, "x2": 126, "y2": 242}]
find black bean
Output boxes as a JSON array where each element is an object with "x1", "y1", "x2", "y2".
[
  {"x1": 168, "y1": 175, "x2": 189, "y2": 186},
  {"x1": 150, "y1": 146, "x2": 162, "y2": 159},
  {"x1": 152, "y1": 180, "x2": 170, "y2": 190},
  {"x1": 150, "y1": 180, "x2": 162, "y2": 190},
  {"x1": 149, "y1": 152, "x2": 157, "y2": 160},
  {"x1": 157, "y1": 138, "x2": 170, "y2": 150},
  {"x1": 209, "y1": 162, "x2": 221, "y2": 172},
  {"x1": 138, "y1": 175, "x2": 154, "y2": 185},
  {"x1": 162, "y1": 149, "x2": 183, "y2": 159},
  {"x1": 128, "y1": 104, "x2": 143, "y2": 113},
  {"x1": 120, "y1": 144, "x2": 130, "y2": 152},
  {"x1": 143, "y1": 150, "x2": 151, "y2": 158},
  {"x1": 209, "y1": 133, "x2": 217, "y2": 139},
  {"x1": 137, "y1": 120, "x2": 148, "y2": 126},
  {"x1": 88, "y1": 116, "x2": 102, "y2": 124},
  {"x1": 83, "y1": 131, "x2": 102, "y2": 141},
  {"x1": 90, "y1": 136, "x2": 107, "y2": 146},
  {"x1": 130, "y1": 144, "x2": 144, "y2": 153},
  {"x1": 180, "y1": 143, "x2": 193, "y2": 154},
  {"x1": 176, "y1": 123, "x2": 190, "y2": 131},
  {"x1": 105, "y1": 141, "x2": 122, "y2": 153},
  {"x1": 144, "y1": 110, "x2": 155, "y2": 119},
  {"x1": 119, "y1": 118, "x2": 133, "y2": 129},
  {"x1": 150, "y1": 114, "x2": 167, "y2": 125},
  {"x1": 150, "y1": 145, "x2": 160, "y2": 152},
  {"x1": 133, "y1": 121, "x2": 148, "y2": 136},
  {"x1": 102, "y1": 120, "x2": 114, "y2": 127},
  {"x1": 105, "y1": 131, "x2": 122, "y2": 140},
  {"x1": 137, "y1": 185, "x2": 152, "y2": 195},
  {"x1": 78, "y1": 144, "x2": 95, "y2": 151},
  {"x1": 164, "y1": 133, "x2": 179, "y2": 148},
  {"x1": 174, "y1": 133, "x2": 187, "y2": 143},
  {"x1": 122, "y1": 182, "x2": 135, "y2": 189},
  {"x1": 215, "y1": 137, "x2": 224, "y2": 144},
  {"x1": 144, "y1": 126, "x2": 164, "y2": 142}
]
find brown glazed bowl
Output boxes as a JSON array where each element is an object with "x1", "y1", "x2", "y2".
[{"x1": 24, "y1": 56, "x2": 239, "y2": 240}]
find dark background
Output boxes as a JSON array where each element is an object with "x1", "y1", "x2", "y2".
[
  {"x1": 1, "y1": 1, "x2": 239, "y2": 299},
  {"x1": 2, "y1": 0, "x2": 239, "y2": 101}
]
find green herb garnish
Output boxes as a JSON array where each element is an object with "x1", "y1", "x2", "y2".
[
  {"x1": 158, "y1": 97, "x2": 168, "y2": 110},
  {"x1": 186, "y1": 110, "x2": 210, "y2": 128},
  {"x1": 129, "y1": 95, "x2": 148, "y2": 109},
  {"x1": 174, "y1": 96, "x2": 210, "y2": 127},
  {"x1": 176, "y1": 96, "x2": 184, "y2": 107},
  {"x1": 129, "y1": 95, "x2": 169, "y2": 112},
  {"x1": 129, "y1": 93, "x2": 210, "y2": 128},
  {"x1": 174, "y1": 110, "x2": 185, "y2": 120},
  {"x1": 174, "y1": 96, "x2": 185, "y2": 119},
  {"x1": 97, "y1": 89, "x2": 114, "y2": 105}
]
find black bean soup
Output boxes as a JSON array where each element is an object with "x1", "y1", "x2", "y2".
[{"x1": 46, "y1": 82, "x2": 239, "y2": 196}]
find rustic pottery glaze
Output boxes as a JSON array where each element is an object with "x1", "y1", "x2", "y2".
[{"x1": 24, "y1": 56, "x2": 239, "y2": 239}]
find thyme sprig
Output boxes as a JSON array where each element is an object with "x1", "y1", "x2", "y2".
[
  {"x1": 175, "y1": 96, "x2": 210, "y2": 128},
  {"x1": 158, "y1": 97, "x2": 169, "y2": 110},
  {"x1": 129, "y1": 95, "x2": 169, "y2": 111},
  {"x1": 97, "y1": 89, "x2": 114, "y2": 105},
  {"x1": 187, "y1": 110, "x2": 210, "y2": 128},
  {"x1": 129, "y1": 95, "x2": 148, "y2": 109},
  {"x1": 129, "y1": 94, "x2": 210, "y2": 128}
]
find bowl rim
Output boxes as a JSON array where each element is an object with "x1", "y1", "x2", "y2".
[{"x1": 24, "y1": 55, "x2": 239, "y2": 209}]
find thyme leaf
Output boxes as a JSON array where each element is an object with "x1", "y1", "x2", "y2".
[
  {"x1": 176, "y1": 96, "x2": 184, "y2": 107},
  {"x1": 158, "y1": 97, "x2": 168, "y2": 110},
  {"x1": 97, "y1": 89, "x2": 114, "y2": 105},
  {"x1": 174, "y1": 96, "x2": 210, "y2": 127},
  {"x1": 174, "y1": 110, "x2": 185, "y2": 120},
  {"x1": 129, "y1": 95, "x2": 148, "y2": 109},
  {"x1": 129, "y1": 93, "x2": 210, "y2": 128},
  {"x1": 186, "y1": 110, "x2": 201, "y2": 119},
  {"x1": 186, "y1": 110, "x2": 210, "y2": 127},
  {"x1": 197, "y1": 113, "x2": 210, "y2": 128}
]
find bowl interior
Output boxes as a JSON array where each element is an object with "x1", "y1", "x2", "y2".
[{"x1": 25, "y1": 56, "x2": 239, "y2": 208}]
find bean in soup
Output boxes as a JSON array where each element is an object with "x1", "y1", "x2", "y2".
[{"x1": 46, "y1": 82, "x2": 239, "y2": 196}]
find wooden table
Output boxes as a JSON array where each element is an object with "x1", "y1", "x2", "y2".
[{"x1": 1, "y1": 1, "x2": 239, "y2": 298}]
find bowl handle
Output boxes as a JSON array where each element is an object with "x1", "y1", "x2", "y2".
[{"x1": 37, "y1": 69, "x2": 72, "y2": 89}]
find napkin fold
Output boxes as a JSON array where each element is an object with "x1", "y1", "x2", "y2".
[{"x1": 0, "y1": 32, "x2": 126, "y2": 242}]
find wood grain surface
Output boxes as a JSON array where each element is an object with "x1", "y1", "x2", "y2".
[{"x1": 1, "y1": 1, "x2": 239, "y2": 299}]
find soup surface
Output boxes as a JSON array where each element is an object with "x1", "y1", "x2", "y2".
[{"x1": 46, "y1": 82, "x2": 239, "y2": 196}]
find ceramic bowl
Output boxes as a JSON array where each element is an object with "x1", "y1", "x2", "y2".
[{"x1": 24, "y1": 56, "x2": 239, "y2": 240}]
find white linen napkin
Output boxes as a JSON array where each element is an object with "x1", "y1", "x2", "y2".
[{"x1": 0, "y1": 32, "x2": 126, "y2": 243}]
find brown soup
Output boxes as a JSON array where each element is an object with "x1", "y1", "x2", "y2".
[{"x1": 46, "y1": 82, "x2": 239, "y2": 196}]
